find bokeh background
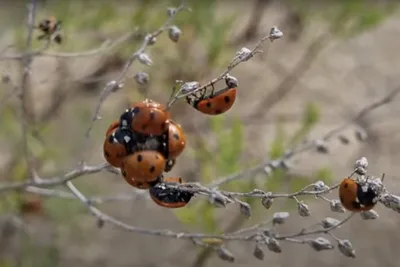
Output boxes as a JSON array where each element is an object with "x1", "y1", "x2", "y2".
[{"x1": 0, "y1": 0, "x2": 400, "y2": 266}]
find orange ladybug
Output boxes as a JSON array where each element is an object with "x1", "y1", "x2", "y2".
[
  {"x1": 122, "y1": 150, "x2": 166, "y2": 183},
  {"x1": 121, "y1": 170, "x2": 161, "y2": 190},
  {"x1": 120, "y1": 99, "x2": 170, "y2": 136},
  {"x1": 105, "y1": 120, "x2": 120, "y2": 137},
  {"x1": 186, "y1": 86, "x2": 237, "y2": 115},
  {"x1": 149, "y1": 177, "x2": 193, "y2": 208},
  {"x1": 37, "y1": 16, "x2": 62, "y2": 44},
  {"x1": 103, "y1": 128, "x2": 134, "y2": 168},
  {"x1": 339, "y1": 178, "x2": 379, "y2": 212},
  {"x1": 167, "y1": 120, "x2": 186, "y2": 159}
]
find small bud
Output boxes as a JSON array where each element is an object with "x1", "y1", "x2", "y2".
[
  {"x1": 168, "y1": 25, "x2": 182, "y2": 43},
  {"x1": 272, "y1": 212, "x2": 289, "y2": 225},
  {"x1": 307, "y1": 237, "x2": 334, "y2": 251},
  {"x1": 180, "y1": 81, "x2": 200, "y2": 94},
  {"x1": 338, "y1": 134, "x2": 350, "y2": 145},
  {"x1": 145, "y1": 34, "x2": 157, "y2": 45},
  {"x1": 266, "y1": 237, "x2": 282, "y2": 253},
  {"x1": 315, "y1": 139, "x2": 329, "y2": 154},
  {"x1": 269, "y1": 26, "x2": 283, "y2": 42},
  {"x1": 379, "y1": 193, "x2": 400, "y2": 213},
  {"x1": 337, "y1": 239, "x2": 356, "y2": 258},
  {"x1": 330, "y1": 199, "x2": 345, "y2": 213},
  {"x1": 224, "y1": 74, "x2": 238, "y2": 88},
  {"x1": 239, "y1": 202, "x2": 252, "y2": 218},
  {"x1": 167, "y1": 7, "x2": 176, "y2": 17},
  {"x1": 313, "y1": 181, "x2": 329, "y2": 192},
  {"x1": 321, "y1": 217, "x2": 340, "y2": 229},
  {"x1": 355, "y1": 129, "x2": 368, "y2": 142},
  {"x1": 134, "y1": 71, "x2": 150, "y2": 85},
  {"x1": 209, "y1": 191, "x2": 229, "y2": 208},
  {"x1": 138, "y1": 53, "x2": 153, "y2": 66},
  {"x1": 297, "y1": 201, "x2": 310, "y2": 217},
  {"x1": 261, "y1": 196, "x2": 273, "y2": 209},
  {"x1": 360, "y1": 209, "x2": 379, "y2": 220},
  {"x1": 236, "y1": 47, "x2": 252, "y2": 61},
  {"x1": 253, "y1": 243, "x2": 264, "y2": 260},
  {"x1": 355, "y1": 156, "x2": 368, "y2": 168},
  {"x1": 216, "y1": 246, "x2": 235, "y2": 262}
]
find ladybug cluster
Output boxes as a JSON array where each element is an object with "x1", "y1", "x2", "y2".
[{"x1": 103, "y1": 99, "x2": 193, "y2": 208}]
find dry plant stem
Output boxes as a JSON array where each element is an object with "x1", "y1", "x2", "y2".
[
  {"x1": 19, "y1": 0, "x2": 37, "y2": 180},
  {"x1": 80, "y1": 1, "x2": 186, "y2": 164},
  {"x1": 0, "y1": 31, "x2": 137, "y2": 61},
  {"x1": 65, "y1": 180, "x2": 352, "y2": 242}
]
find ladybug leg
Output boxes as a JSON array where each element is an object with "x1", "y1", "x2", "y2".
[{"x1": 209, "y1": 83, "x2": 216, "y2": 97}]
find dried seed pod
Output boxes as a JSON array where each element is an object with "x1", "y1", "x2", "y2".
[
  {"x1": 261, "y1": 196, "x2": 273, "y2": 209},
  {"x1": 239, "y1": 202, "x2": 252, "y2": 218},
  {"x1": 134, "y1": 71, "x2": 150, "y2": 85},
  {"x1": 337, "y1": 239, "x2": 356, "y2": 258},
  {"x1": 168, "y1": 25, "x2": 181, "y2": 43},
  {"x1": 297, "y1": 202, "x2": 310, "y2": 217},
  {"x1": 216, "y1": 246, "x2": 235, "y2": 262},
  {"x1": 330, "y1": 199, "x2": 345, "y2": 213},
  {"x1": 321, "y1": 217, "x2": 340, "y2": 229},
  {"x1": 253, "y1": 243, "x2": 264, "y2": 260},
  {"x1": 266, "y1": 237, "x2": 282, "y2": 253},
  {"x1": 138, "y1": 53, "x2": 153, "y2": 66},
  {"x1": 360, "y1": 209, "x2": 379, "y2": 220},
  {"x1": 272, "y1": 212, "x2": 289, "y2": 225},
  {"x1": 307, "y1": 237, "x2": 334, "y2": 251}
]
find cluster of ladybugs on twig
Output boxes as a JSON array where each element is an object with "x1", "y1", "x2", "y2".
[{"x1": 3, "y1": 0, "x2": 400, "y2": 263}]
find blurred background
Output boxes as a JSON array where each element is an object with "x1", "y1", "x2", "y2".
[{"x1": 0, "y1": 0, "x2": 400, "y2": 266}]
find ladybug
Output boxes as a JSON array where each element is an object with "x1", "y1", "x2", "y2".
[
  {"x1": 103, "y1": 128, "x2": 135, "y2": 168},
  {"x1": 37, "y1": 16, "x2": 62, "y2": 44},
  {"x1": 186, "y1": 85, "x2": 237, "y2": 115},
  {"x1": 105, "y1": 120, "x2": 120, "y2": 137},
  {"x1": 149, "y1": 177, "x2": 193, "y2": 208},
  {"x1": 121, "y1": 170, "x2": 161, "y2": 190},
  {"x1": 167, "y1": 120, "x2": 186, "y2": 159},
  {"x1": 122, "y1": 150, "x2": 166, "y2": 183},
  {"x1": 339, "y1": 178, "x2": 379, "y2": 212},
  {"x1": 120, "y1": 99, "x2": 170, "y2": 136}
]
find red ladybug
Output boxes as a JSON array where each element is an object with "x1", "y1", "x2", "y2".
[
  {"x1": 105, "y1": 120, "x2": 119, "y2": 137},
  {"x1": 121, "y1": 170, "x2": 161, "y2": 190},
  {"x1": 149, "y1": 177, "x2": 193, "y2": 208},
  {"x1": 103, "y1": 128, "x2": 134, "y2": 168},
  {"x1": 120, "y1": 99, "x2": 170, "y2": 136},
  {"x1": 186, "y1": 86, "x2": 237, "y2": 115},
  {"x1": 339, "y1": 178, "x2": 379, "y2": 212},
  {"x1": 37, "y1": 16, "x2": 62, "y2": 44},
  {"x1": 122, "y1": 150, "x2": 166, "y2": 183},
  {"x1": 167, "y1": 120, "x2": 186, "y2": 159}
]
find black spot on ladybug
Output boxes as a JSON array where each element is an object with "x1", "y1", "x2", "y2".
[
  {"x1": 173, "y1": 134, "x2": 180, "y2": 140},
  {"x1": 206, "y1": 102, "x2": 212, "y2": 108},
  {"x1": 344, "y1": 183, "x2": 348, "y2": 188},
  {"x1": 149, "y1": 166, "x2": 156, "y2": 173},
  {"x1": 137, "y1": 154, "x2": 143, "y2": 162},
  {"x1": 104, "y1": 151, "x2": 110, "y2": 158},
  {"x1": 150, "y1": 111, "x2": 156, "y2": 120},
  {"x1": 224, "y1": 96, "x2": 230, "y2": 103}
]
